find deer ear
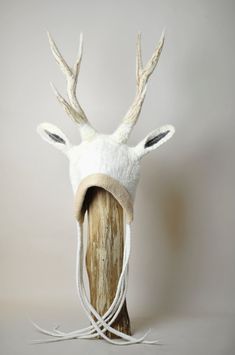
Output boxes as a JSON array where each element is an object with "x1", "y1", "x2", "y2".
[
  {"x1": 134, "y1": 125, "x2": 175, "y2": 159},
  {"x1": 37, "y1": 122, "x2": 72, "y2": 154}
]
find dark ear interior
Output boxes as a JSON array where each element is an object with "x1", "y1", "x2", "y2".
[
  {"x1": 45, "y1": 129, "x2": 66, "y2": 144},
  {"x1": 144, "y1": 130, "x2": 170, "y2": 148}
]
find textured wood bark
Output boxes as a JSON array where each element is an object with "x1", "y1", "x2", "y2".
[{"x1": 85, "y1": 187, "x2": 131, "y2": 338}]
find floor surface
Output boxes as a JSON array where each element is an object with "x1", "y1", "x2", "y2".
[{"x1": 1, "y1": 309, "x2": 234, "y2": 355}]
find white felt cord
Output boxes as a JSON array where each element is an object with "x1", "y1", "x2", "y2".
[
  {"x1": 31, "y1": 222, "x2": 130, "y2": 342},
  {"x1": 80, "y1": 222, "x2": 130, "y2": 330},
  {"x1": 33, "y1": 224, "x2": 137, "y2": 344},
  {"x1": 62, "y1": 222, "x2": 130, "y2": 338},
  {"x1": 78, "y1": 228, "x2": 130, "y2": 337},
  {"x1": 77, "y1": 223, "x2": 160, "y2": 344},
  {"x1": 31, "y1": 223, "x2": 159, "y2": 345},
  {"x1": 57, "y1": 222, "x2": 130, "y2": 340},
  {"x1": 74, "y1": 223, "x2": 151, "y2": 344},
  {"x1": 34, "y1": 269, "x2": 129, "y2": 340},
  {"x1": 73, "y1": 222, "x2": 158, "y2": 344}
]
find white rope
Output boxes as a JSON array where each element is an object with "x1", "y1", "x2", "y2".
[
  {"x1": 73, "y1": 223, "x2": 153, "y2": 344},
  {"x1": 31, "y1": 222, "x2": 130, "y2": 341},
  {"x1": 31, "y1": 222, "x2": 159, "y2": 345}
]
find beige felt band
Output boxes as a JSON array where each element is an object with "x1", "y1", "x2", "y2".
[{"x1": 74, "y1": 173, "x2": 134, "y2": 224}]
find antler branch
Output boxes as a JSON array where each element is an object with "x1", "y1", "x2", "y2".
[
  {"x1": 112, "y1": 31, "x2": 165, "y2": 143},
  {"x1": 47, "y1": 32, "x2": 96, "y2": 140}
]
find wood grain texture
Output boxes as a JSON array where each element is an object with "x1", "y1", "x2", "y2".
[{"x1": 85, "y1": 187, "x2": 131, "y2": 338}]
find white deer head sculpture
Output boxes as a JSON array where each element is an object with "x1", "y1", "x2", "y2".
[{"x1": 34, "y1": 31, "x2": 175, "y2": 345}]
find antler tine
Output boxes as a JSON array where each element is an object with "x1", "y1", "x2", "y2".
[
  {"x1": 50, "y1": 82, "x2": 86, "y2": 125},
  {"x1": 136, "y1": 33, "x2": 143, "y2": 86},
  {"x1": 73, "y1": 32, "x2": 83, "y2": 78},
  {"x1": 112, "y1": 30, "x2": 165, "y2": 143},
  {"x1": 47, "y1": 32, "x2": 96, "y2": 140},
  {"x1": 47, "y1": 32, "x2": 73, "y2": 77}
]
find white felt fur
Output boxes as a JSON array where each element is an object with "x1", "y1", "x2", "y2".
[
  {"x1": 37, "y1": 123, "x2": 175, "y2": 200},
  {"x1": 133, "y1": 124, "x2": 175, "y2": 159},
  {"x1": 37, "y1": 123, "x2": 71, "y2": 154}
]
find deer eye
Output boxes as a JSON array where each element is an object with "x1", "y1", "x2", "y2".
[
  {"x1": 45, "y1": 130, "x2": 66, "y2": 144},
  {"x1": 144, "y1": 130, "x2": 170, "y2": 148}
]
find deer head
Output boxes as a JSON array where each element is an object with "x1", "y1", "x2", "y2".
[{"x1": 37, "y1": 32, "x2": 175, "y2": 203}]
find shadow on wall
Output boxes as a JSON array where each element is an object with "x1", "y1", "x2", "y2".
[
  {"x1": 130, "y1": 167, "x2": 188, "y2": 332},
  {"x1": 133, "y1": 122, "x2": 235, "y2": 330},
  {"x1": 153, "y1": 171, "x2": 188, "y2": 315},
  {"x1": 134, "y1": 165, "x2": 188, "y2": 319}
]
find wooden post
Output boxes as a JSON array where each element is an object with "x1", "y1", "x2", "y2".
[{"x1": 85, "y1": 187, "x2": 131, "y2": 338}]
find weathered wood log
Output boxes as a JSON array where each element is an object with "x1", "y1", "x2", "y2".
[{"x1": 85, "y1": 187, "x2": 131, "y2": 338}]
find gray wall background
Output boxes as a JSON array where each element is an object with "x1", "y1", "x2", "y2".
[{"x1": 0, "y1": 0, "x2": 235, "y2": 347}]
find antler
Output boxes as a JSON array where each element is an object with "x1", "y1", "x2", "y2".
[
  {"x1": 47, "y1": 32, "x2": 96, "y2": 140},
  {"x1": 112, "y1": 31, "x2": 165, "y2": 143}
]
